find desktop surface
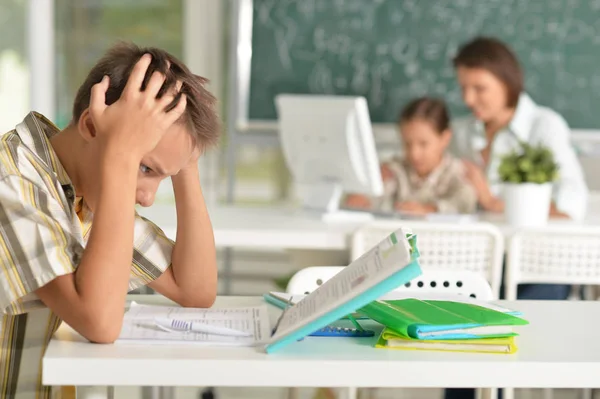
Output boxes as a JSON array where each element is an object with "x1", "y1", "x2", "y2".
[{"x1": 44, "y1": 295, "x2": 600, "y2": 389}]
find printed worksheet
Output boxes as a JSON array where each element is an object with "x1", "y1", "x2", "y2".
[{"x1": 117, "y1": 303, "x2": 271, "y2": 346}]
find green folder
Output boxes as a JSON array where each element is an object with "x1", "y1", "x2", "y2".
[{"x1": 359, "y1": 299, "x2": 528, "y2": 340}]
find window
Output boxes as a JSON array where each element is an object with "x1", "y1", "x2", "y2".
[
  {"x1": 0, "y1": 0, "x2": 28, "y2": 133},
  {"x1": 54, "y1": 0, "x2": 184, "y2": 128}
]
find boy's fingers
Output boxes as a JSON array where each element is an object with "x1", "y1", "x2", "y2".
[
  {"x1": 158, "y1": 81, "x2": 182, "y2": 110},
  {"x1": 89, "y1": 75, "x2": 109, "y2": 116},
  {"x1": 145, "y1": 71, "x2": 166, "y2": 99},
  {"x1": 124, "y1": 54, "x2": 152, "y2": 96},
  {"x1": 165, "y1": 93, "x2": 187, "y2": 125}
]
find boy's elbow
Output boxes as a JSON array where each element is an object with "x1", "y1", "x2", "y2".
[
  {"x1": 81, "y1": 309, "x2": 123, "y2": 344},
  {"x1": 87, "y1": 329, "x2": 120, "y2": 344},
  {"x1": 179, "y1": 289, "x2": 217, "y2": 308}
]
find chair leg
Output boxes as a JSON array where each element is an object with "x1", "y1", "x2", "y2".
[
  {"x1": 345, "y1": 387, "x2": 357, "y2": 399},
  {"x1": 542, "y1": 388, "x2": 553, "y2": 399},
  {"x1": 75, "y1": 386, "x2": 113, "y2": 399},
  {"x1": 478, "y1": 388, "x2": 497, "y2": 399}
]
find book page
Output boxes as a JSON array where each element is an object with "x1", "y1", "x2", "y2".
[
  {"x1": 271, "y1": 230, "x2": 413, "y2": 340},
  {"x1": 118, "y1": 303, "x2": 271, "y2": 346},
  {"x1": 269, "y1": 291, "x2": 517, "y2": 315}
]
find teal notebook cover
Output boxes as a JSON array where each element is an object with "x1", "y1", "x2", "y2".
[{"x1": 265, "y1": 233, "x2": 422, "y2": 354}]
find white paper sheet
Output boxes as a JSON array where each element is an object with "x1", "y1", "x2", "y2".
[{"x1": 117, "y1": 303, "x2": 271, "y2": 346}]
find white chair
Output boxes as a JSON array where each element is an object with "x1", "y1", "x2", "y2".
[
  {"x1": 287, "y1": 267, "x2": 493, "y2": 300},
  {"x1": 505, "y1": 225, "x2": 600, "y2": 299},
  {"x1": 504, "y1": 225, "x2": 600, "y2": 399},
  {"x1": 286, "y1": 267, "x2": 496, "y2": 399},
  {"x1": 505, "y1": 226, "x2": 600, "y2": 399},
  {"x1": 351, "y1": 220, "x2": 505, "y2": 298}
]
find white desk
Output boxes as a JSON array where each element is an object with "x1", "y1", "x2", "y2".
[
  {"x1": 140, "y1": 205, "x2": 358, "y2": 250},
  {"x1": 44, "y1": 296, "x2": 600, "y2": 389},
  {"x1": 140, "y1": 204, "x2": 600, "y2": 251}
]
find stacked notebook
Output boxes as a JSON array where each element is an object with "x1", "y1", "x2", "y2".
[{"x1": 365, "y1": 298, "x2": 528, "y2": 354}]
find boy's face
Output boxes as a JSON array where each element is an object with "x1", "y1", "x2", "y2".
[
  {"x1": 81, "y1": 123, "x2": 195, "y2": 210},
  {"x1": 135, "y1": 124, "x2": 196, "y2": 207}
]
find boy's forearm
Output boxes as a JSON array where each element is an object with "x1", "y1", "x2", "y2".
[
  {"x1": 170, "y1": 166, "x2": 217, "y2": 307},
  {"x1": 76, "y1": 160, "x2": 137, "y2": 307},
  {"x1": 36, "y1": 158, "x2": 138, "y2": 343}
]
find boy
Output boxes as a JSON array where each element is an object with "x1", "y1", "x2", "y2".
[{"x1": 0, "y1": 42, "x2": 220, "y2": 397}]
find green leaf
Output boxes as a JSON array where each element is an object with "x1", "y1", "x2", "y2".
[{"x1": 497, "y1": 141, "x2": 558, "y2": 183}]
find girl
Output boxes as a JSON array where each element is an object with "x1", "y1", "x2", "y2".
[{"x1": 346, "y1": 97, "x2": 476, "y2": 215}]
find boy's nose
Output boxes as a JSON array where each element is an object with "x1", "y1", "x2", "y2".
[{"x1": 136, "y1": 191, "x2": 155, "y2": 208}]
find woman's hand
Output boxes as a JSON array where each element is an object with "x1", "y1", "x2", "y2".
[
  {"x1": 345, "y1": 194, "x2": 371, "y2": 209},
  {"x1": 395, "y1": 201, "x2": 436, "y2": 215},
  {"x1": 380, "y1": 164, "x2": 394, "y2": 181},
  {"x1": 463, "y1": 160, "x2": 504, "y2": 212}
]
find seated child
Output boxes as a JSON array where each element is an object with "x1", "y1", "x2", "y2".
[
  {"x1": 0, "y1": 43, "x2": 220, "y2": 397},
  {"x1": 346, "y1": 97, "x2": 476, "y2": 215}
]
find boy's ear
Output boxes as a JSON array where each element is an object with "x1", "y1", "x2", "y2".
[{"x1": 77, "y1": 109, "x2": 96, "y2": 142}]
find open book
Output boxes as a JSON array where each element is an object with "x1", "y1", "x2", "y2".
[{"x1": 266, "y1": 229, "x2": 422, "y2": 353}]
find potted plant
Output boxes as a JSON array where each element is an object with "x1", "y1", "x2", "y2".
[{"x1": 498, "y1": 142, "x2": 558, "y2": 227}]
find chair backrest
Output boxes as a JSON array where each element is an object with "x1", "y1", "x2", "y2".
[
  {"x1": 505, "y1": 226, "x2": 600, "y2": 300},
  {"x1": 351, "y1": 220, "x2": 504, "y2": 298},
  {"x1": 286, "y1": 266, "x2": 494, "y2": 300}
]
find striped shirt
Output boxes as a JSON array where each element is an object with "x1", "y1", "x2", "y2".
[{"x1": 0, "y1": 112, "x2": 174, "y2": 398}]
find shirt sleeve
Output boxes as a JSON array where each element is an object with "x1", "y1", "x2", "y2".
[
  {"x1": 0, "y1": 175, "x2": 82, "y2": 314},
  {"x1": 371, "y1": 158, "x2": 402, "y2": 212},
  {"x1": 435, "y1": 178, "x2": 478, "y2": 214},
  {"x1": 531, "y1": 114, "x2": 588, "y2": 221},
  {"x1": 434, "y1": 162, "x2": 478, "y2": 214},
  {"x1": 129, "y1": 214, "x2": 175, "y2": 290}
]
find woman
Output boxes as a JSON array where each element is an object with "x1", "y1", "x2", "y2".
[
  {"x1": 450, "y1": 36, "x2": 587, "y2": 221},
  {"x1": 445, "y1": 36, "x2": 588, "y2": 399}
]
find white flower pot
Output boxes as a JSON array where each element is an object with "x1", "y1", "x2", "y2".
[{"x1": 503, "y1": 183, "x2": 552, "y2": 227}]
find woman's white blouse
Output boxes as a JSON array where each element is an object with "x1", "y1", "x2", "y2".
[{"x1": 450, "y1": 93, "x2": 588, "y2": 220}]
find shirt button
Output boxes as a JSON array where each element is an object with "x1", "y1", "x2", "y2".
[{"x1": 65, "y1": 188, "x2": 74, "y2": 200}]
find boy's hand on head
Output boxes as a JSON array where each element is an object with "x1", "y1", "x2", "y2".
[{"x1": 88, "y1": 54, "x2": 187, "y2": 161}]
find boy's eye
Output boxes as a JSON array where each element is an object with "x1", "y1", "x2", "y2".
[{"x1": 140, "y1": 164, "x2": 152, "y2": 174}]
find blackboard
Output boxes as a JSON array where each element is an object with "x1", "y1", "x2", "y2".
[{"x1": 248, "y1": 0, "x2": 600, "y2": 128}]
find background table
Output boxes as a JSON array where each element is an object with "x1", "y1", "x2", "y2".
[{"x1": 140, "y1": 204, "x2": 600, "y2": 251}]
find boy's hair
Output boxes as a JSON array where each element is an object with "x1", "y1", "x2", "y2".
[
  {"x1": 398, "y1": 97, "x2": 450, "y2": 134},
  {"x1": 452, "y1": 36, "x2": 523, "y2": 108},
  {"x1": 72, "y1": 42, "x2": 220, "y2": 149}
]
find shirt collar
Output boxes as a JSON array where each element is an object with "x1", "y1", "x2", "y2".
[
  {"x1": 15, "y1": 112, "x2": 72, "y2": 186},
  {"x1": 508, "y1": 92, "x2": 537, "y2": 141},
  {"x1": 469, "y1": 92, "x2": 537, "y2": 150},
  {"x1": 407, "y1": 155, "x2": 450, "y2": 186}
]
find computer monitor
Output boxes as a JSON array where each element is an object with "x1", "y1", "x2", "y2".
[{"x1": 275, "y1": 94, "x2": 383, "y2": 222}]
